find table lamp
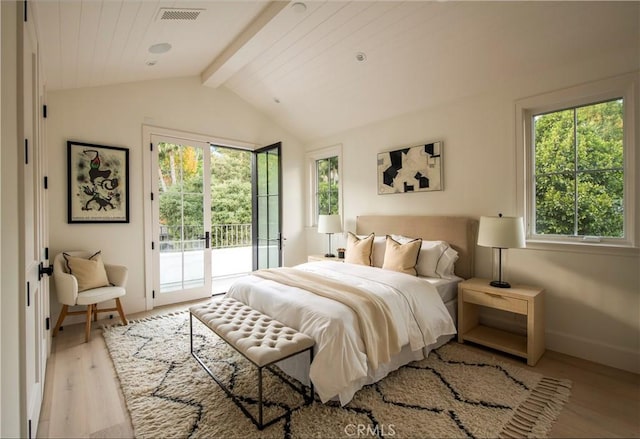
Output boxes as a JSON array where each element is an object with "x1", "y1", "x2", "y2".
[
  {"x1": 477, "y1": 214, "x2": 525, "y2": 288},
  {"x1": 317, "y1": 214, "x2": 342, "y2": 258}
]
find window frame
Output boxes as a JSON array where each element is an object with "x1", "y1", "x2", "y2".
[
  {"x1": 516, "y1": 73, "x2": 638, "y2": 252},
  {"x1": 306, "y1": 144, "x2": 343, "y2": 227}
]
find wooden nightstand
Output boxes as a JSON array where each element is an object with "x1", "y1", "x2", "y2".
[
  {"x1": 458, "y1": 277, "x2": 545, "y2": 366},
  {"x1": 307, "y1": 255, "x2": 345, "y2": 262}
]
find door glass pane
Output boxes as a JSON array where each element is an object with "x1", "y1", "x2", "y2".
[
  {"x1": 158, "y1": 142, "x2": 205, "y2": 292},
  {"x1": 258, "y1": 196, "x2": 268, "y2": 238},
  {"x1": 268, "y1": 242, "x2": 279, "y2": 268},
  {"x1": 258, "y1": 240, "x2": 268, "y2": 270},
  {"x1": 267, "y1": 151, "x2": 279, "y2": 196},
  {"x1": 257, "y1": 153, "x2": 267, "y2": 195},
  {"x1": 268, "y1": 195, "x2": 279, "y2": 238}
]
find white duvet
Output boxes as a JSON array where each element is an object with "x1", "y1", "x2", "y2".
[{"x1": 226, "y1": 261, "x2": 457, "y2": 405}]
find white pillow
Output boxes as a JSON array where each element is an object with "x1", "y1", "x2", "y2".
[
  {"x1": 358, "y1": 234, "x2": 386, "y2": 267},
  {"x1": 436, "y1": 246, "x2": 459, "y2": 278},
  {"x1": 391, "y1": 235, "x2": 453, "y2": 278}
]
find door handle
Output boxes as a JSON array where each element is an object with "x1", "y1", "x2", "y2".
[
  {"x1": 199, "y1": 231, "x2": 210, "y2": 249},
  {"x1": 39, "y1": 262, "x2": 53, "y2": 280}
]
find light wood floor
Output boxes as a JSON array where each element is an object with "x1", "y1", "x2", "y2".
[{"x1": 37, "y1": 301, "x2": 640, "y2": 438}]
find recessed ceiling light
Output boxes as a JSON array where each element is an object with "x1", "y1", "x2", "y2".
[
  {"x1": 355, "y1": 52, "x2": 367, "y2": 62},
  {"x1": 291, "y1": 2, "x2": 307, "y2": 13},
  {"x1": 149, "y1": 43, "x2": 172, "y2": 54}
]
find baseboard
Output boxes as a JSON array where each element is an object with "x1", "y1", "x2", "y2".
[
  {"x1": 478, "y1": 310, "x2": 639, "y2": 374},
  {"x1": 545, "y1": 329, "x2": 640, "y2": 374}
]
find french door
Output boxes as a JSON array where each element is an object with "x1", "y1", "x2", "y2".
[
  {"x1": 149, "y1": 134, "x2": 281, "y2": 306},
  {"x1": 253, "y1": 143, "x2": 282, "y2": 270},
  {"x1": 151, "y1": 135, "x2": 212, "y2": 306}
]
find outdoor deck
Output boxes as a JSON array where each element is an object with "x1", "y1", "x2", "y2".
[{"x1": 160, "y1": 246, "x2": 252, "y2": 295}]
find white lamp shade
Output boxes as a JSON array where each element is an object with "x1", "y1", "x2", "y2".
[
  {"x1": 477, "y1": 216, "x2": 525, "y2": 249},
  {"x1": 317, "y1": 214, "x2": 342, "y2": 234}
]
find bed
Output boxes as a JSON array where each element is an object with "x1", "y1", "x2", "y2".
[{"x1": 226, "y1": 215, "x2": 478, "y2": 405}]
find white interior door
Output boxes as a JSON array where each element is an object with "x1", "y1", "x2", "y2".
[
  {"x1": 151, "y1": 135, "x2": 212, "y2": 306},
  {"x1": 21, "y1": 13, "x2": 47, "y2": 437}
]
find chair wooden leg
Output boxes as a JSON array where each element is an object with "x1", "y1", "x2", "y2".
[
  {"x1": 52, "y1": 305, "x2": 68, "y2": 337},
  {"x1": 85, "y1": 306, "x2": 93, "y2": 343},
  {"x1": 115, "y1": 298, "x2": 128, "y2": 326},
  {"x1": 93, "y1": 304, "x2": 98, "y2": 322}
]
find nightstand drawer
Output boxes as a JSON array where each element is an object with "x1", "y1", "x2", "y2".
[{"x1": 464, "y1": 289, "x2": 527, "y2": 315}]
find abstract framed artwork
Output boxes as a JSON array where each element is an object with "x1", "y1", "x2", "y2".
[
  {"x1": 377, "y1": 141, "x2": 443, "y2": 194},
  {"x1": 67, "y1": 141, "x2": 130, "y2": 223}
]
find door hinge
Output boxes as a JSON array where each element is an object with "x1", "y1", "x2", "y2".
[
  {"x1": 150, "y1": 192, "x2": 154, "y2": 201},
  {"x1": 26, "y1": 281, "x2": 30, "y2": 307},
  {"x1": 23, "y1": 1, "x2": 28, "y2": 22},
  {"x1": 28, "y1": 419, "x2": 32, "y2": 439},
  {"x1": 150, "y1": 142, "x2": 153, "y2": 151},
  {"x1": 45, "y1": 317, "x2": 50, "y2": 331},
  {"x1": 45, "y1": 247, "x2": 49, "y2": 259},
  {"x1": 25, "y1": 139, "x2": 29, "y2": 164},
  {"x1": 44, "y1": 176, "x2": 48, "y2": 189},
  {"x1": 151, "y1": 242, "x2": 155, "y2": 250},
  {"x1": 152, "y1": 290, "x2": 156, "y2": 299},
  {"x1": 43, "y1": 104, "x2": 47, "y2": 118}
]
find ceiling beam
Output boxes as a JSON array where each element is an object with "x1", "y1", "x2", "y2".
[{"x1": 200, "y1": 1, "x2": 292, "y2": 88}]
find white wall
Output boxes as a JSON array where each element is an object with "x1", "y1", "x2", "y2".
[
  {"x1": 305, "y1": 48, "x2": 640, "y2": 372},
  {"x1": 47, "y1": 76, "x2": 306, "y2": 322}
]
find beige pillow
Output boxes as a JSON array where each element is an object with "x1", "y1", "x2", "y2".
[
  {"x1": 345, "y1": 232, "x2": 374, "y2": 266},
  {"x1": 382, "y1": 236, "x2": 422, "y2": 276},
  {"x1": 63, "y1": 251, "x2": 110, "y2": 292}
]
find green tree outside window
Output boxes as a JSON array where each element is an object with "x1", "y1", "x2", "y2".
[
  {"x1": 316, "y1": 156, "x2": 339, "y2": 218},
  {"x1": 533, "y1": 98, "x2": 624, "y2": 238}
]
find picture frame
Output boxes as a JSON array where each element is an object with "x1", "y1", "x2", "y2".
[
  {"x1": 67, "y1": 141, "x2": 130, "y2": 223},
  {"x1": 377, "y1": 141, "x2": 443, "y2": 194}
]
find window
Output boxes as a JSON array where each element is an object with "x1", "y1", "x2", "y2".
[
  {"x1": 517, "y1": 74, "x2": 637, "y2": 249},
  {"x1": 316, "y1": 156, "x2": 339, "y2": 216},
  {"x1": 307, "y1": 145, "x2": 342, "y2": 226},
  {"x1": 533, "y1": 99, "x2": 624, "y2": 238}
]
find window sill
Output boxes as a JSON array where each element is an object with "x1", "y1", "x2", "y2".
[{"x1": 525, "y1": 239, "x2": 639, "y2": 257}]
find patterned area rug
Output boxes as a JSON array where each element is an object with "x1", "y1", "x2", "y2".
[{"x1": 102, "y1": 311, "x2": 571, "y2": 439}]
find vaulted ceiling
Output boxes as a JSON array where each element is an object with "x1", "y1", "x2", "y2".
[{"x1": 31, "y1": 1, "x2": 639, "y2": 142}]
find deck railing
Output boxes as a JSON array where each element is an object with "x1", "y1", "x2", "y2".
[
  {"x1": 211, "y1": 223, "x2": 252, "y2": 249},
  {"x1": 159, "y1": 224, "x2": 252, "y2": 251}
]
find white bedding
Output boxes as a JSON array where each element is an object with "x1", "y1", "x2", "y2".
[
  {"x1": 421, "y1": 274, "x2": 462, "y2": 303},
  {"x1": 226, "y1": 261, "x2": 457, "y2": 405}
]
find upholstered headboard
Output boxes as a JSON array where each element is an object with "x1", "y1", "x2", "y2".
[{"x1": 355, "y1": 215, "x2": 478, "y2": 279}]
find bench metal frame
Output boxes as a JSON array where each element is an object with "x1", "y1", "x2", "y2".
[{"x1": 190, "y1": 312, "x2": 315, "y2": 430}]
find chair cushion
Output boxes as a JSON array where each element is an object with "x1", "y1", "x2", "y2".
[
  {"x1": 76, "y1": 286, "x2": 125, "y2": 305},
  {"x1": 63, "y1": 251, "x2": 110, "y2": 292}
]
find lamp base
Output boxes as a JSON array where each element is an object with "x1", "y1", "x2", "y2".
[
  {"x1": 324, "y1": 253, "x2": 336, "y2": 258},
  {"x1": 489, "y1": 280, "x2": 511, "y2": 288}
]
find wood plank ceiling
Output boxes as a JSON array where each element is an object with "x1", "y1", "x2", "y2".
[{"x1": 31, "y1": 1, "x2": 639, "y2": 142}]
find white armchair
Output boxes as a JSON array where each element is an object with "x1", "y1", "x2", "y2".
[{"x1": 52, "y1": 251, "x2": 128, "y2": 342}]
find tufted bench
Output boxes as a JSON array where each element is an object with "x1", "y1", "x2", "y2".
[{"x1": 189, "y1": 298, "x2": 315, "y2": 430}]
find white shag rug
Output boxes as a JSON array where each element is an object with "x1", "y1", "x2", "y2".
[{"x1": 103, "y1": 311, "x2": 571, "y2": 439}]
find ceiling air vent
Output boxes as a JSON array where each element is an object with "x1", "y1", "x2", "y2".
[{"x1": 157, "y1": 8, "x2": 204, "y2": 21}]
